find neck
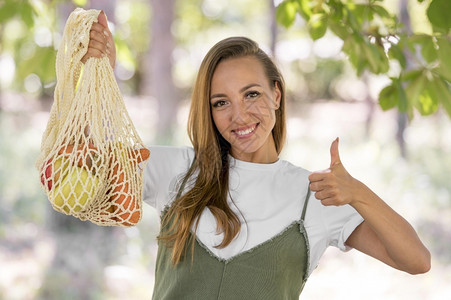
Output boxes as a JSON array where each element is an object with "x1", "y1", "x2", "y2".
[{"x1": 230, "y1": 137, "x2": 279, "y2": 164}]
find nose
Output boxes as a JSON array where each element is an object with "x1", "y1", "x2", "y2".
[{"x1": 231, "y1": 100, "x2": 250, "y2": 124}]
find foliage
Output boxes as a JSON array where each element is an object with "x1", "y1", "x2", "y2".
[
  {"x1": 0, "y1": 0, "x2": 58, "y2": 95},
  {"x1": 276, "y1": 0, "x2": 451, "y2": 119},
  {"x1": 0, "y1": 0, "x2": 139, "y2": 95}
]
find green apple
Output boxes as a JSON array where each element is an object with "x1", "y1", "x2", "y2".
[{"x1": 50, "y1": 165, "x2": 100, "y2": 214}]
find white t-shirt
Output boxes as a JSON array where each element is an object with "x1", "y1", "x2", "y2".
[{"x1": 143, "y1": 146, "x2": 364, "y2": 275}]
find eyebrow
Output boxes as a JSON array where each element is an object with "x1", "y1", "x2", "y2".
[{"x1": 210, "y1": 83, "x2": 262, "y2": 100}]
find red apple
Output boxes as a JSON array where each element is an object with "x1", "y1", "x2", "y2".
[
  {"x1": 41, "y1": 158, "x2": 53, "y2": 190},
  {"x1": 40, "y1": 158, "x2": 66, "y2": 191}
]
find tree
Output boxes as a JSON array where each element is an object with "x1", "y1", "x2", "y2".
[
  {"x1": 275, "y1": 0, "x2": 451, "y2": 119},
  {"x1": 141, "y1": 0, "x2": 179, "y2": 143}
]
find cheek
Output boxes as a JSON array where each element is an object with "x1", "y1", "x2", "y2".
[
  {"x1": 249, "y1": 98, "x2": 277, "y2": 122},
  {"x1": 212, "y1": 111, "x2": 230, "y2": 134}
]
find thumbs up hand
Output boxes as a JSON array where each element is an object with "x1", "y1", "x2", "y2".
[{"x1": 308, "y1": 138, "x2": 360, "y2": 207}]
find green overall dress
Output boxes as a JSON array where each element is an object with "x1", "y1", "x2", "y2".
[{"x1": 152, "y1": 188, "x2": 311, "y2": 300}]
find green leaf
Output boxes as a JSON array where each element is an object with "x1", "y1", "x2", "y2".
[
  {"x1": 20, "y1": 1, "x2": 35, "y2": 28},
  {"x1": 388, "y1": 44, "x2": 407, "y2": 68},
  {"x1": 376, "y1": 44, "x2": 389, "y2": 73},
  {"x1": 378, "y1": 78, "x2": 408, "y2": 112},
  {"x1": 379, "y1": 84, "x2": 397, "y2": 110},
  {"x1": 371, "y1": 5, "x2": 391, "y2": 19},
  {"x1": 352, "y1": 4, "x2": 372, "y2": 25},
  {"x1": 296, "y1": 0, "x2": 312, "y2": 20},
  {"x1": 362, "y1": 42, "x2": 387, "y2": 74},
  {"x1": 401, "y1": 69, "x2": 423, "y2": 82},
  {"x1": 276, "y1": 0, "x2": 299, "y2": 28},
  {"x1": 342, "y1": 33, "x2": 390, "y2": 76},
  {"x1": 421, "y1": 38, "x2": 438, "y2": 63},
  {"x1": 409, "y1": 34, "x2": 438, "y2": 63},
  {"x1": 436, "y1": 37, "x2": 451, "y2": 82},
  {"x1": 342, "y1": 35, "x2": 365, "y2": 74},
  {"x1": 395, "y1": 78, "x2": 408, "y2": 113},
  {"x1": 308, "y1": 14, "x2": 328, "y2": 40},
  {"x1": 427, "y1": 0, "x2": 451, "y2": 31},
  {"x1": 417, "y1": 81, "x2": 439, "y2": 115},
  {"x1": 328, "y1": 0, "x2": 344, "y2": 22},
  {"x1": 0, "y1": 0, "x2": 18, "y2": 23},
  {"x1": 329, "y1": 21, "x2": 349, "y2": 40},
  {"x1": 405, "y1": 71, "x2": 427, "y2": 111},
  {"x1": 344, "y1": 6, "x2": 360, "y2": 32},
  {"x1": 431, "y1": 77, "x2": 451, "y2": 117}
]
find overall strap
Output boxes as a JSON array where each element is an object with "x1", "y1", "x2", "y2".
[{"x1": 301, "y1": 184, "x2": 311, "y2": 221}]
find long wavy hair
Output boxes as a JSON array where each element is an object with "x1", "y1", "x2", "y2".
[{"x1": 158, "y1": 36, "x2": 286, "y2": 265}]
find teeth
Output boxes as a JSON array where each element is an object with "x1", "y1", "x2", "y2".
[{"x1": 236, "y1": 125, "x2": 256, "y2": 136}]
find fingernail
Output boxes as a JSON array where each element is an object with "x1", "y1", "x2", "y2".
[
  {"x1": 106, "y1": 42, "x2": 111, "y2": 48},
  {"x1": 106, "y1": 48, "x2": 111, "y2": 55},
  {"x1": 103, "y1": 30, "x2": 109, "y2": 37}
]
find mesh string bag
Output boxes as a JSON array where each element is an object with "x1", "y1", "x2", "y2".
[{"x1": 36, "y1": 8, "x2": 150, "y2": 226}]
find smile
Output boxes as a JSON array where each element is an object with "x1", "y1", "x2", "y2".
[{"x1": 233, "y1": 123, "x2": 259, "y2": 138}]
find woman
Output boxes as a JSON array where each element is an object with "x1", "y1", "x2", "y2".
[{"x1": 83, "y1": 12, "x2": 430, "y2": 299}]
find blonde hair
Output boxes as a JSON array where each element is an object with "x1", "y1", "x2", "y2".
[{"x1": 159, "y1": 37, "x2": 286, "y2": 265}]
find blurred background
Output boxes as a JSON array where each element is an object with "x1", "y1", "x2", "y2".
[{"x1": 0, "y1": 0, "x2": 450, "y2": 299}]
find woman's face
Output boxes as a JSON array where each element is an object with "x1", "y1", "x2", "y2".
[{"x1": 210, "y1": 56, "x2": 281, "y2": 163}]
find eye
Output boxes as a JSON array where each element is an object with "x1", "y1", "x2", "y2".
[
  {"x1": 212, "y1": 100, "x2": 227, "y2": 108},
  {"x1": 245, "y1": 91, "x2": 260, "y2": 99}
]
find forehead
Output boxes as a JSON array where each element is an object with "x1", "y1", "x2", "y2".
[{"x1": 211, "y1": 56, "x2": 268, "y2": 91}]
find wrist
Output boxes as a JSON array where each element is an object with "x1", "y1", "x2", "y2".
[{"x1": 348, "y1": 179, "x2": 372, "y2": 208}]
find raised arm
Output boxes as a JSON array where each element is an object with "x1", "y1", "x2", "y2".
[{"x1": 308, "y1": 138, "x2": 431, "y2": 275}]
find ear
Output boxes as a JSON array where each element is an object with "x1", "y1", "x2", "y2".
[{"x1": 273, "y1": 81, "x2": 281, "y2": 109}]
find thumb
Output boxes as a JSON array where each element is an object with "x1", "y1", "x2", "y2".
[
  {"x1": 98, "y1": 10, "x2": 109, "y2": 28},
  {"x1": 330, "y1": 137, "x2": 341, "y2": 167}
]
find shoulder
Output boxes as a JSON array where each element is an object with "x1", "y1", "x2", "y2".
[{"x1": 277, "y1": 159, "x2": 311, "y2": 185}]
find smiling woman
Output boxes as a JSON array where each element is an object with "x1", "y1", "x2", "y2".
[
  {"x1": 77, "y1": 19, "x2": 430, "y2": 298},
  {"x1": 210, "y1": 56, "x2": 281, "y2": 163}
]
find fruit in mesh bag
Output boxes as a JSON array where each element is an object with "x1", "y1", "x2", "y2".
[
  {"x1": 107, "y1": 144, "x2": 150, "y2": 226},
  {"x1": 40, "y1": 157, "x2": 69, "y2": 191},
  {"x1": 50, "y1": 159, "x2": 100, "y2": 214},
  {"x1": 41, "y1": 143, "x2": 101, "y2": 191},
  {"x1": 58, "y1": 142, "x2": 101, "y2": 171}
]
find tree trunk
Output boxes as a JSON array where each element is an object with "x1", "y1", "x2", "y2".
[
  {"x1": 397, "y1": 0, "x2": 414, "y2": 158},
  {"x1": 268, "y1": 0, "x2": 278, "y2": 57},
  {"x1": 363, "y1": 72, "x2": 375, "y2": 138},
  {"x1": 142, "y1": 0, "x2": 178, "y2": 144}
]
